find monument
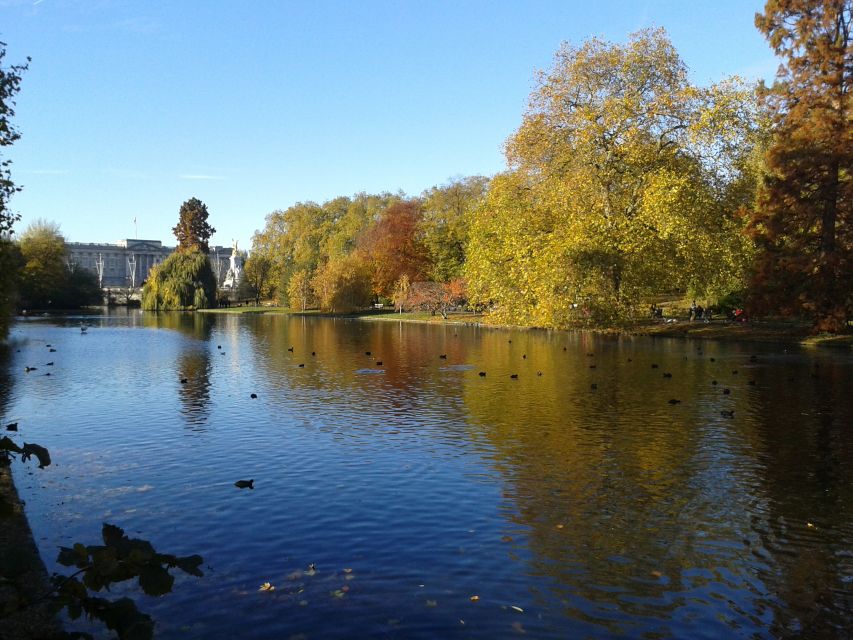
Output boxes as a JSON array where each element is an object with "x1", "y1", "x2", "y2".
[{"x1": 223, "y1": 240, "x2": 243, "y2": 290}]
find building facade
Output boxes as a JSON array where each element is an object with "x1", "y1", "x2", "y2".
[{"x1": 67, "y1": 240, "x2": 233, "y2": 288}]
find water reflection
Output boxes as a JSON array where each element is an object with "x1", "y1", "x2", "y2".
[{"x1": 3, "y1": 314, "x2": 851, "y2": 639}]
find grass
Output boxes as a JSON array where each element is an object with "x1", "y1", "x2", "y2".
[{"x1": 195, "y1": 303, "x2": 851, "y2": 347}]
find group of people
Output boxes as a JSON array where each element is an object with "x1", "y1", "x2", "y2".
[{"x1": 689, "y1": 300, "x2": 711, "y2": 323}]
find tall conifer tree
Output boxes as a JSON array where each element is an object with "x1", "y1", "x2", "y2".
[{"x1": 750, "y1": 0, "x2": 852, "y2": 331}]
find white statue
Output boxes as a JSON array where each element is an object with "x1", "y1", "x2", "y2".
[{"x1": 223, "y1": 240, "x2": 243, "y2": 289}]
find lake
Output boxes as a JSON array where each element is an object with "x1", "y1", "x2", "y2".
[{"x1": 2, "y1": 311, "x2": 852, "y2": 639}]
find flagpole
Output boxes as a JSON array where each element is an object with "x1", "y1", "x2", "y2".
[{"x1": 133, "y1": 217, "x2": 138, "y2": 239}]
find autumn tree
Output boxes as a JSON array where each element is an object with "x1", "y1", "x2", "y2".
[
  {"x1": 420, "y1": 176, "x2": 489, "y2": 282},
  {"x1": 287, "y1": 269, "x2": 316, "y2": 311},
  {"x1": 311, "y1": 254, "x2": 373, "y2": 313},
  {"x1": 749, "y1": 0, "x2": 852, "y2": 332},
  {"x1": 466, "y1": 29, "x2": 760, "y2": 326},
  {"x1": 242, "y1": 252, "x2": 275, "y2": 305},
  {"x1": 172, "y1": 197, "x2": 216, "y2": 254},
  {"x1": 359, "y1": 200, "x2": 429, "y2": 298}
]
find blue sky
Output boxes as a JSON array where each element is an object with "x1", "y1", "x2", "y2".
[{"x1": 2, "y1": 0, "x2": 778, "y2": 250}]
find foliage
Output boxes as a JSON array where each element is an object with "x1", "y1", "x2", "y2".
[
  {"x1": 286, "y1": 269, "x2": 315, "y2": 311},
  {"x1": 359, "y1": 200, "x2": 429, "y2": 297},
  {"x1": 391, "y1": 274, "x2": 411, "y2": 313},
  {"x1": 250, "y1": 193, "x2": 401, "y2": 302},
  {"x1": 311, "y1": 254, "x2": 373, "y2": 313},
  {"x1": 748, "y1": 0, "x2": 852, "y2": 332},
  {"x1": 0, "y1": 42, "x2": 29, "y2": 236},
  {"x1": 0, "y1": 435, "x2": 51, "y2": 468},
  {"x1": 17, "y1": 220, "x2": 66, "y2": 309},
  {"x1": 141, "y1": 249, "x2": 217, "y2": 310},
  {"x1": 419, "y1": 176, "x2": 489, "y2": 282},
  {"x1": 50, "y1": 523, "x2": 203, "y2": 640},
  {"x1": 406, "y1": 279, "x2": 467, "y2": 319},
  {"x1": 172, "y1": 198, "x2": 216, "y2": 254},
  {"x1": 466, "y1": 29, "x2": 760, "y2": 327},
  {"x1": 0, "y1": 239, "x2": 23, "y2": 339},
  {"x1": 14, "y1": 220, "x2": 101, "y2": 310},
  {"x1": 241, "y1": 252, "x2": 274, "y2": 305}
]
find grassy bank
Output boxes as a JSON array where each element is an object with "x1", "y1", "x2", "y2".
[{"x1": 196, "y1": 305, "x2": 851, "y2": 348}]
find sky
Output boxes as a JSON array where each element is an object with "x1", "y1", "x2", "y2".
[{"x1": 1, "y1": 0, "x2": 779, "y2": 250}]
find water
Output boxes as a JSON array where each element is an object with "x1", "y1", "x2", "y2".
[{"x1": 2, "y1": 311, "x2": 852, "y2": 639}]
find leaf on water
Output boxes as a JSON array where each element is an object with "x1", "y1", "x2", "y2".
[
  {"x1": 138, "y1": 564, "x2": 175, "y2": 597},
  {"x1": 651, "y1": 570, "x2": 664, "y2": 578},
  {"x1": 258, "y1": 582, "x2": 275, "y2": 592},
  {"x1": 501, "y1": 536, "x2": 513, "y2": 543},
  {"x1": 426, "y1": 599, "x2": 438, "y2": 607},
  {"x1": 470, "y1": 595, "x2": 480, "y2": 602},
  {"x1": 511, "y1": 605, "x2": 524, "y2": 613}
]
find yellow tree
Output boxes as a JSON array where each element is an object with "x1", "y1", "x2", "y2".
[{"x1": 467, "y1": 29, "x2": 760, "y2": 326}]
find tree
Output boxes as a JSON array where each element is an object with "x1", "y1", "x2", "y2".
[
  {"x1": 17, "y1": 220, "x2": 68, "y2": 309},
  {"x1": 0, "y1": 239, "x2": 23, "y2": 338},
  {"x1": 748, "y1": 0, "x2": 852, "y2": 332},
  {"x1": 420, "y1": 176, "x2": 489, "y2": 282},
  {"x1": 0, "y1": 41, "x2": 29, "y2": 236},
  {"x1": 407, "y1": 278, "x2": 467, "y2": 319},
  {"x1": 286, "y1": 269, "x2": 315, "y2": 311},
  {"x1": 359, "y1": 200, "x2": 429, "y2": 298},
  {"x1": 172, "y1": 197, "x2": 216, "y2": 254},
  {"x1": 141, "y1": 249, "x2": 217, "y2": 310},
  {"x1": 311, "y1": 254, "x2": 373, "y2": 313},
  {"x1": 242, "y1": 252, "x2": 275, "y2": 306},
  {"x1": 466, "y1": 29, "x2": 760, "y2": 326}
]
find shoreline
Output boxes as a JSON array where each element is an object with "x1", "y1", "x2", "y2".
[
  {"x1": 198, "y1": 307, "x2": 853, "y2": 349},
  {"x1": 0, "y1": 464, "x2": 61, "y2": 639}
]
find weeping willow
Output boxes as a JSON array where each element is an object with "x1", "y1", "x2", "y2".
[{"x1": 142, "y1": 249, "x2": 217, "y2": 311}]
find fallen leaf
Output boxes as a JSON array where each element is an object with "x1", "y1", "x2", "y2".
[
  {"x1": 511, "y1": 605, "x2": 524, "y2": 613},
  {"x1": 501, "y1": 536, "x2": 513, "y2": 543},
  {"x1": 258, "y1": 582, "x2": 275, "y2": 592},
  {"x1": 470, "y1": 595, "x2": 479, "y2": 602}
]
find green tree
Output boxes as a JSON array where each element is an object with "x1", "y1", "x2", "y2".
[
  {"x1": 420, "y1": 176, "x2": 489, "y2": 282},
  {"x1": 0, "y1": 239, "x2": 23, "y2": 337},
  {"x1": 748, "y1": 0, "x2": 852, "y2": 332},
  {"x1": 141, "y1": 249, "x2": 217, "y2": 310},
  {"x1": 0, "y1": 41, "x2": 29, "y2": 236},
  {"x1": 466, "y1": 29, "x2": 760, "y2": 326},
  {"x1": 172, "y1": 197, "x2": 216, "y2": 254}
]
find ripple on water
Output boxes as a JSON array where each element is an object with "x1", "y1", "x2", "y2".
[{"x1": 3, "y1": 313, "x2": 852, "y2": 639}]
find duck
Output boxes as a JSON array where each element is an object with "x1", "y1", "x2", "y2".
[
  {"x1": 662, "y1": 372, "x2": 672, "y2": 378},
  {"x1": 250, "y1": 393, "x2": 258, "y2": 399},
  {"x1": 721, "y1": 410, "x2": 734, "y2": 418},
  {"x1": 49, "y1": 348, "x2": 56, "y2": 353},
  {"x1": 537, "y1": 371, "x2": 543, "y2": 376},
  {"x1": 25, "y1": 366, "x2": 37, "y2": 372},
  {"x1": 298, "y1": 363, "x2": 305, "y2": 368},
  {"x1": 5, "y1": 423, "x2": 17, "y2": 432},
  {"x1": 234, "y1": 479, "x2": 254, "y2": 489},
  {"x1": 80, "y1": 325, "x2": 88, "y2": 334},
  {"x1": 375, "y1": 361, "x2": 383, "y2": 366},
  {"x1": 510, "y1": 374, "x2": 519, "y2": 379},
  {"x1": 365, "y1": 351, "x2": 372, "y2": 356},
  {"x1": 651, "y1": 364, "x2": 659, "y2": 369},
  {"x1": 180, "y1": 378, "x2": 188, "y2": 384},
  {"x1": 45, "y1": 362, "x2": 54, "y2": 366},
  {"x1": 311, "y1": 351, "x2": 316, "y2": 356},
  {"x1": 287, "y1": 346, "x2": 294, "y2": 352},
  {"x1": 478, "y1": 371, "x2": 486, "y2": 377},
  {"x1": 217, "y1": 345, "x2": 222, "y2": 349},
  {"x1": 723, "y1": 388, "x2": 731, "y2": 395},
  {"x1": 668, "y1": 399, "x2": 681, "y2": 405},
  {"x1": 522, "y1": 354, "x2": 527, "y2": 359},
  {"x1": 439, "y1": 354, "x2": 447, "y2": 359},
  {"x1": 590, "y1": 383, "x2": 598, "y2": 390}
]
